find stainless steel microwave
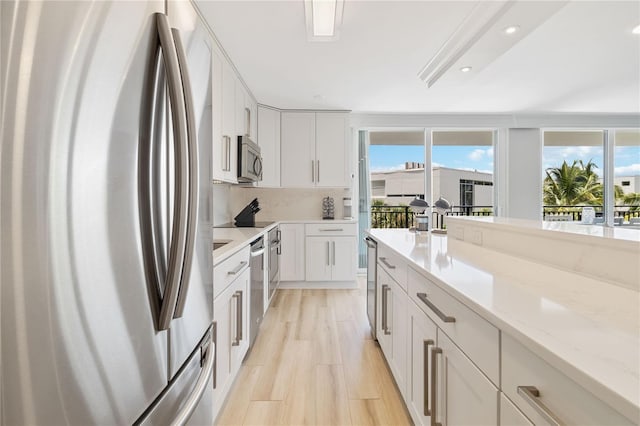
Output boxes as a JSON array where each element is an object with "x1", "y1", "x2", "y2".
[{"x1": 237, "y1": 135, "x2": 262, "y2": 183}]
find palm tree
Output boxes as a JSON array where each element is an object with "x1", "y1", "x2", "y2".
[
  {"x1": 543, "y1": 160, "x2": 603, "y2": 206},
  {"x1": 543, "y1": 159, "x2": 625, "y2": 209}
]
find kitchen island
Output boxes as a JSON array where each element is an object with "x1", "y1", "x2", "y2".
[{"x1": 366, "y1": 222, "x2": 639, "y2": 425}]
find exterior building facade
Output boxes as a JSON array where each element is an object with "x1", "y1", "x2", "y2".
[{"x1": 371, "y1": 163, "x2": 493, "y2": 210}]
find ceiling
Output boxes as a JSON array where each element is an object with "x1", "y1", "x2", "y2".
[{"x1": 196, "y1": 0, "x2": 640, "y2": 114}]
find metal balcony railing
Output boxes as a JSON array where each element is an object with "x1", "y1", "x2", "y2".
[
  {"x1": 543, "y1": 205, "x2": 640, "y2": 222},
  {"x1": 370, "y1": 205, "x2": 493, "y2": 229}
]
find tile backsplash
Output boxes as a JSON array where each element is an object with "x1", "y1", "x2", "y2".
[
  {"x1": 228, "y1": 187, "x2": 351, "y2": 222},
  {"x1": 213, "y1": 183, "x2": 232, "y2": 226}
]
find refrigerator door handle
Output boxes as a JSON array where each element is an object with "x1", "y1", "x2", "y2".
[
  {"x1": 171, "y1": 27, "x2": 199, "y2": 319},
  {"x1": 170, "y1": 338, "x2": 215, "y2": 426},
  {"x1": 155, "y1": 13, "x2": 189, "y2": 331}
]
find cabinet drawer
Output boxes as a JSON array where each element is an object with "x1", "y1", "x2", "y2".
[
  {"x1": 305, "y1": 223, "x2": 356, "y2": 236},
  {"x1": 408, "y1": 267, "x2": 499, "y2": 385},
  {"x1": 377, "y1": 244, "x2": 407, "y2": 291},
  {"x1": 502, "y1": 333, "x2": 634, "y2": 426},
  {"x1": 213, "y1": 246, "x2": 250, "y2": 298}
]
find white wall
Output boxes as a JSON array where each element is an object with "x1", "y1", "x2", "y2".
[{"x1": 507, "y1": 128, "x2": 543, "y2": 220}]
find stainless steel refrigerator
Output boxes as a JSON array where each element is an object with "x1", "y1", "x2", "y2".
[{"x1": 1, "y1": 1, "x2": 216, "y2": 424}]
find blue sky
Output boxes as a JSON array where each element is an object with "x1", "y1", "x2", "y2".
[
  {"x1": 369, "y1": 145, "x2": 493, "y2": 174},
  {"x1": 370, "y1": 145, "x2": 639, "y2": 177}
]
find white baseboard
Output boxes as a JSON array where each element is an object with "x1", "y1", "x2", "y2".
[{"x1": 278, "y1": 280, "x2": 358, "y2": 289}]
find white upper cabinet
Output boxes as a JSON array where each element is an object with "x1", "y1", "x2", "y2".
[
  {"x1": 210, "y1": 50, "x2": 238, "y2": 184},
  {"x1": 281, "y1": 112, "x2": 349, "y2": 188},
  {"x1": 315, "y1": 113, "x2": 349, "y2": 187},
  {"x1": 257, "y1": 106, "x2": 280, "y2": 187},
  {"x1": 281, "y1": 112, "x2": 316, "y2": 187}
]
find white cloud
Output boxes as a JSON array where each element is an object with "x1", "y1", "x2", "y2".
[
  {"x1": 468, "y1": 147, "x2": 494, "y2": 162},
  {"x1": 370, "y1": 164, "x2": 406, "y2": 173},
  {"x1": 615, "y1": 163, "x2": 640, "y2": 177},
  {"x1": 468, "y1": 149, "x2": 485, "y2": 161}
]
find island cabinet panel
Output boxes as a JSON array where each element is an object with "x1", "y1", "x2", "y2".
[
  {"x1": 408, "y1": 267, "x2": 499, "y2": 386},
  {"x1": 500, "y1": 393, "x2": 533, "y2": 426},
  {"x1": 433, "y1": 331, "x2": 499, "y2": 426},
  {"x1": 502, "y1": 333, "x2": 636, "y2": 426}
]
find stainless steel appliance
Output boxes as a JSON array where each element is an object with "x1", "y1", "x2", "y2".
[
  {"x1": 238, "y1": 135, "x2": 263, "y2": 183},
  {"x1": 1, "y1": 2, "x2": 215, "y2": 424},
  {"x1": 267, "y1": 226, "x2": 281, "y2": 306},
  {"x1": 249, "y1": 236, "x2": 266, "y2": 347},
  {"x1": 365, "y1": 237, "x2": 378, "y2": 339}
]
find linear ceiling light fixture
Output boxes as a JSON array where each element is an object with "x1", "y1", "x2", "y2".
[
  {"x1": 417, "y1": 1, "x2": 514, "y2": 88},
  {"x1": 304, "y1": 0, "x2": 344, "y2": 41}
]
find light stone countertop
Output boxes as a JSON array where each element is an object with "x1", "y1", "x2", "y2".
[
  {"x1": 212, "y1": 224, "x2": 277, "y2": 266},
  {"x1": 454, "y1": 216, "x2": 640, "y2": 246},
  {"x1": 366, "y1": 228, "x2": 640, "y2": 422},
  {"x1": 212, "y1": 219, "x2": 356, "y2": 266}
]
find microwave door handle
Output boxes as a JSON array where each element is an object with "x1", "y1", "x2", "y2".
[
  {"x1": 155, "y1": 13, "x2": 189, "y2": 331},
  {"x1": 171, "y1": 28, "x2": 199, "y2": 319},
  {"x1": 253, "y1": 156, "x2": 263, "y2": 180}
]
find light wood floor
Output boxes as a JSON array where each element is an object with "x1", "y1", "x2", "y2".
[{"x1": 215, "y1": 281, "x2": 413, "y2": 426}]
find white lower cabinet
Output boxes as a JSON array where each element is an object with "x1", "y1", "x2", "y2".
[
  {"x1": 213, "y1": 263, "x2": 250, "y2": 420},
  {"x1": 409, "y1": 299, "x2": 438, "y2": 425},
  {"x1": 407, "y1": 297, "x2": 498, "y2": 426},
  {"x1": 435, "y1": 330, "x2": 499, "y2": 426},
  {"x1": 279, "y1": 223, "x2": 305, "y2": 281},
  {"x1": 500, "y1": 393, "x2": 532, "y2": 426},
  {"x1": 304, "y1": 223, "x2": 357, "y2": 283},
  {"x1": 377, "y1": 266, "x2": 408, "y2": 398},
  {"x1": 502, "y1": 333, "x2": 634, "y2": 426},
  {"x1": 371, "y1": 236, "x2": 635, "y2": 426}
]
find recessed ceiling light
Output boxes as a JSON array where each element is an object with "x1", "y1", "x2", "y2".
[
  {"x1": 460, "y1": 66, "x2": 472, "y2": 73},
  {"x1": 504, "y1": 25, "x2": 520, "y2": 35},
  {"x1": 304, "y1": 0, "x2": 344, "y2": 41},
  {"x1": 633, "y1": 24, "x2": 640, "y2": 35}
]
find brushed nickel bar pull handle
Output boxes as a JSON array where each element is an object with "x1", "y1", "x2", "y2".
[
  {"x1": 227, "y1": 261, "x2": 247, "y2": 275},
  {"x1": 423, "y1": 339, "x2": 434, "y2": 417},
  {"x1": 231, "y1": 291, "x2": 241, "y2": 346},
  {"x1": 317, "y1": 160, "x2": 320, "y2": 182},
  {"x1": 381, "y1": 284, "x2": 388, "y2": 333},
  {"x1": 228, "y1": 136, "x2": 232, "y2": 171},
  {"x1": 245, "y1": 107, "x2": 251, "y2": 136},
  {"x1": 212, "y1": 321, "x2": 217, "y2": 389},
  {"x1": 171, "y1": 28, "x2": 199, "y2": 320},
  {"x1": 379, "y1": 257, "x2": 396, "y2": 269},
  {"x1": 237, "y1": 290, "x2": 243, "y2": 341},
  {"x1": 332, "y1": 241, "x2": 335, "y2": 265},
  {"x1": 382, "y1": 285, "x2": 391, "y2": 335},
  {"x1": 417, "y1": 292, "x2": 455, "y2": 323},
  {"x1": 155, "y1": 13, "x2": 189, "y2": 331},
  {"x1": 517, "y1": 386, "x2": 563, "y2": 426},
  {"x1": 312, "y1": 160, "x2": 315, "y2": 182},
  {"x1": 431, "y1": 347, "x2": 443, "y2": 426},
  {"x1": 320, "y1": 228, "x2": 343, "y2": 232},
  {"x1": 326, "y1": 241, "x2": 330, "y2": 266}
]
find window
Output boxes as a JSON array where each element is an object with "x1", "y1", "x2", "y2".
[
  {"x1": 543, "y1": 129, "x2": 640, "y2": 227},
  {"x1": 432, "y1": 130, "x2": 494, "y2": 217},
  {"x1": 614, "y1": 130, "x2": 640, "y2": 226},
  {"x1": 542, "y1": 131, "x2": 604, "y2": 222}
]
